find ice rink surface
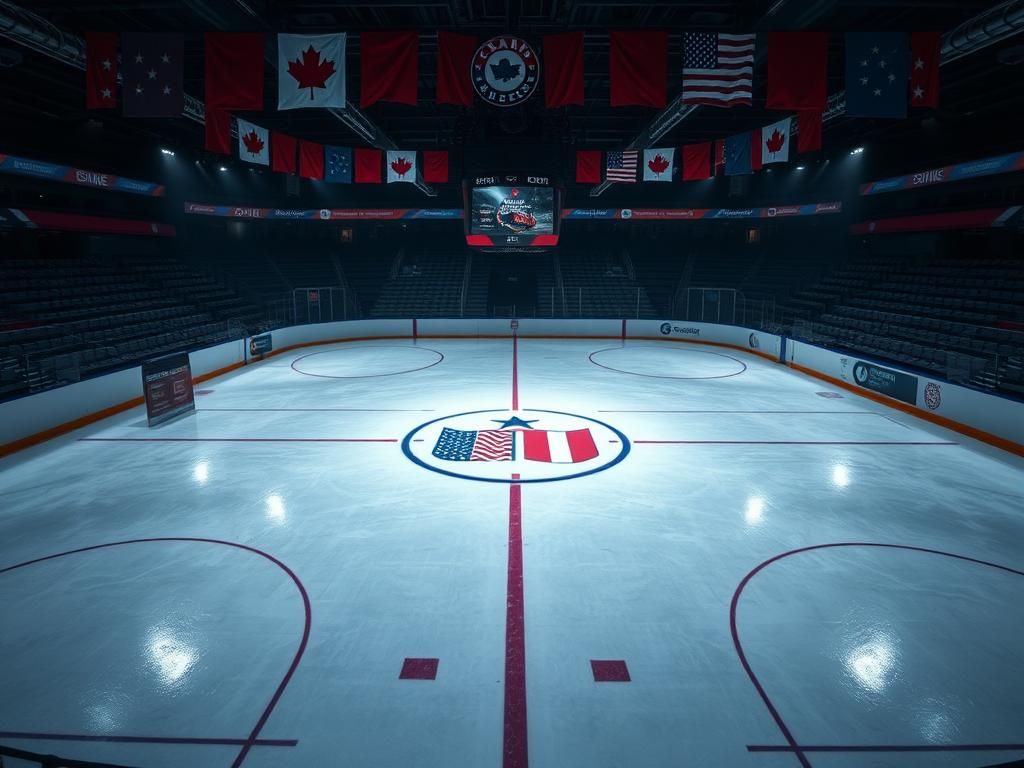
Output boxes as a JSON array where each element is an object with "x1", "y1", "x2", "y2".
[{"x1": 1, "y1": 337, "x2": 1022, "y2": 768}]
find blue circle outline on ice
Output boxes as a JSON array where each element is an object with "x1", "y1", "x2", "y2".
[
  {"x1": 402, "y1": 409, "x2": 630, "y2": 483},
  {"x1": 291, "y1": 344, "x2": 444, "y2": 379}
]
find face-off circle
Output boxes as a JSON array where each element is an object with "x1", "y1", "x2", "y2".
[
  {"x1": 402, "y1": 409, "x2": 629, "y2": 483},
  {"x1": 589, "y1": 345, "x2": 747, "y2": 380},
  {"x1": 472, "y1": 36, "x2": 540, "y2": 107},
  {"x1": 291, "y1": 345, "x2": 443, "y2": 379}
]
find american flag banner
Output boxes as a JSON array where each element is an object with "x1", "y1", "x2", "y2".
[
  {"x1": 605, "y1": 150, "x2": 638, "y2": 183},
  {"x1": 682, "y1": 32, "x2": 755, "y2": 107},
  {"x1": 433, "y1": 428, "x2": 513, "y2": 461}
]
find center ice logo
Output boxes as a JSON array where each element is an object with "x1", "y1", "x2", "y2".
[{"x1": 403, "y1": 409, "x2": 629, "y2": 483}]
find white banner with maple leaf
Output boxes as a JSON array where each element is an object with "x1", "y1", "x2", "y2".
[
  {"x1": 236, "y1": 118, "x2": 270, "y2": 166},
  {"x1": 386, "y1": 150, "x2": 417, "y2": 184},
  {"x1": 278, "y1": 33, "x2": 346, "y2": 110},
  {"x1": 761, "y1": 117, "x2": 791, "y2": 165},
  {"x1": 642, "y1": 148, "x2": 675, "y2": 181}
]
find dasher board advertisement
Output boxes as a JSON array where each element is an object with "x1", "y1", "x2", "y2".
[{"x1": 142, "y1": 352, "x2": 195, "y2": 427}]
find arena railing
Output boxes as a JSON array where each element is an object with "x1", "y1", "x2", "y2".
[
  {"x1": 552, "y1": 286, "x2": 659, "y2": 319},
  {"x1": 0, "y1": 742, "x2": 137, "y2": 768},
  {"x1": 787, "y1": 318, "x2": 1013, "y2": 393},
  {"x1": 682, "y1": 287, "x2": 778, "y2": 330},
  {"x1": 289, "y1": 287, "x2": 355, "y2": 324},
  {"x1": 0, "y1": 317, "x2": 276, "y2": 401}
]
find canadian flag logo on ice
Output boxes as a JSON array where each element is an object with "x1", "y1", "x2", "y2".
[{"x1": 387, "y1": 150, "x2": 417, "y2": 183}]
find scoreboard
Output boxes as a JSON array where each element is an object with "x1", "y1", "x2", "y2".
[{"x1": 464, "y1": 174, "x2": 561, "y2": 249}]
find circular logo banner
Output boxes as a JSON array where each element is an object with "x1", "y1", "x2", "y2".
[
  {"x1": 472, "y1": 36, "x2": 540, "y2": 107},
  {"x1": 403, "y1": 409, "x2": 629, "y2": 483}
]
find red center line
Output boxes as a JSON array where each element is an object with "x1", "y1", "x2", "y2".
[
  {"x1": 511, "y1": 334, "x2": 519, "y2": 411},
  {"x1": 503, "y1": 335, "x2": 527, "y2": 767},
  {"x1": 504, "y1": 473, "x2": 527, "y2": 768}
]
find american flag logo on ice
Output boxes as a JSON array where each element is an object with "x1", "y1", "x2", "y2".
[
  {"x1": 682, "y1": 33, "x2": 755, "y2": 107},
  {"x1": 432, "y1": 426, "x2": 599, "y2": 464},
  {"x1": 433, "y1": 428, "x2": 513, "y2": 461}
]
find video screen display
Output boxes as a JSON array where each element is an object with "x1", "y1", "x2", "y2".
[{"x1": 470, "y1": 186, "x2": 555, "y2": 236}]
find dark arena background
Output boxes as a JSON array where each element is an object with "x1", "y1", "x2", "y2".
[{"x1": 1, "y1": 2, "x2": 1024, "y2": 768}]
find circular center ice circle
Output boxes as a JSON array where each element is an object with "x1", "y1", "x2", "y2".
[
  {"x1": 403, "y1": 409, "x2": 630, "y2": 483},
  {"x1": 588, "y1": 344, "x2": 746, "y2": 380},
  {"x1": 290, "y1": 345, "x2": 443, "y2": 379}
]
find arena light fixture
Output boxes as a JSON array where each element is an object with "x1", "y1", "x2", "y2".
[
  {"x1": 795, "y1": 165, "x2": 806, "y2": 171},
  {"x1": 219, "y1": 166, "x2": 228, "y2": 172},
  {"x1": 160, "y1": 148, "x2": 175, "y2": 156},
  {"x1": 850, "y1": 147, "x2": 865, "y2": 155}
]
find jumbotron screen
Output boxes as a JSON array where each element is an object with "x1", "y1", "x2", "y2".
[{"x1": 465, "y1": 174, "x2": 560, "y2": 248}]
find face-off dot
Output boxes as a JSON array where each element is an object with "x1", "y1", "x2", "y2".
[
  {"x1": 590, "y1": 659, "x2": 630, "y2": 682},
  {"x1": 399, "y1": 658, "x2": 439, "y2": 680}
]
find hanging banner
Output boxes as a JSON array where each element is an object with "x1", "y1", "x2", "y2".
[
  {"x1": 860, "y1": 150, "x2": 1024, "y2": 195},
  {"x1": 851, "y1": 207, "x2": 1023, "y2": 235},
  {"x1": 561, "y1": 202, "x2": 842, "y2": 221},
  {"x1": 472, "y1": 36, "x2": 541, "y2": 107},
  {"x1": 183, "y1": 203, "x2": 464, "y2": 220},
  {"x1": 0, "y1": 209, "x2": 176, "y2": 236},
  {"x1": 0, "y1": 153, "x2": 165, "y2": 196}
]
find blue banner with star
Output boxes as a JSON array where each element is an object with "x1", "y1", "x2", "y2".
[
  {"x1": 845, "y1": 32, "x2": 909, "y2": 118},
  {"x1": 325, "y1": 146, "x2": 352, "y2": 184}
]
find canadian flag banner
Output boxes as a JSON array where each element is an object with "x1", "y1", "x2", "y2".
[
  {"x1": 761, "y1": 117, "x2": 791, "y2": 165},
  {"x1": 236, "y1": 118, "x2": 270, "y2": 166},
  {"x1": 277, "y1": 33, "x2": 346, "y2": 110},
  {"x1": 642, "y1": 147, "x2": 675, "y2": 181},
  {"x1": 387, "y1": 150, "x2": 417, "y2": 183}
]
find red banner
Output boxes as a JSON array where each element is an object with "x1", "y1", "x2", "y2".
[
  {"x1": 609, "y1": 31, "x2": 667, "y2": 108},
  {"x1": 436, "y1": 31, "x2": 476, "y2": 106},
  {"x1": 0, "y1": 208, "x2": 175, "y2": 236},
  {"x1": 852, "y1": 207, "x2": 1022, "y2": 235},
  {"x1": 361, "y1": 31, "x2": 418, "y2": 107},
  {"x1": 544, "y1": 32, "x2": 584, "y2": 108}
]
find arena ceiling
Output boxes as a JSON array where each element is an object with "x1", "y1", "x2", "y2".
[{"x1": 1, "y1": 0, "x2": 1022, "y2": 189}]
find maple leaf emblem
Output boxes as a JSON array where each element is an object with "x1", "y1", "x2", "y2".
[
  {"x1": 490, "y1": 57, "x2": 521, "y2": 82},
  {"x1": 287, "y1": 45, "x2": 337, "y2": 100},
  {"x1": 766, "y1": 128, "x2": 786, "y2": 154},
  {"x1": 648, "y1": 154, "x2": 670, "y2": 176},
  {"x1": 242, "y1": 129, "x2": 264, "y2": 157},
  {"x1": 391, "y1": 156, "x2": 413, "y2": 177}
]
